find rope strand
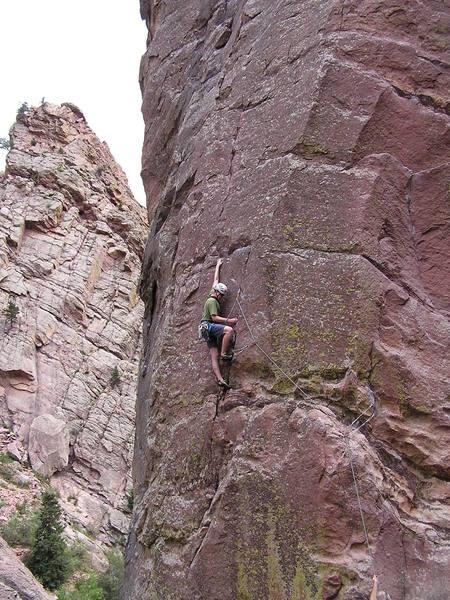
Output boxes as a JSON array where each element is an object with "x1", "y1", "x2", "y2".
[
  {"x1": 231, "y1": 289, "x2": 376, "y2": 567},
  {"x1": 235, "y1": 296, "x2": 310, "y2": 400},
  {"x1": 345, "y1": 437, "x2": 374, "y2": 563}
]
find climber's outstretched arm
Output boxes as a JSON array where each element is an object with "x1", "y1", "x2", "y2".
[
  {"x1": 369, "y1": 575, "x2": 378, "y2": 600},
  {"x1": 213, "y1": 258, "x2": 223, "y2": 286}
]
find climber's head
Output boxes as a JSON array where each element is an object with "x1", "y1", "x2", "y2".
[{"x1": 213, "y1": 282, "x2": 227, "y2": 299}]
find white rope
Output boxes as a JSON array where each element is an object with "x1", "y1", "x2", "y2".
[
  {"x1": 235, "y1": 296, "x2": 310, "y2": 399},
  {"x1": 226, "y1": 287, "x2": 241, "y2": 320},
  {"x1": 345, "y1": 435, "x2": 374, "y2": 564},
  {"x1": 233, "y1": 290, "x2": 376, "y2": 566}
]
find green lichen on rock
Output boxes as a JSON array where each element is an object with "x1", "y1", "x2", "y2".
[
  {"x1": 266, "y1": 517, "x2": 285, "y2": 600},
  {"x1": 272, "y1": 377, "x2": 296, "y2": 394},
  {"x1": 297, "y1": 136, "x2": 328, "y2": 155},
  {"x1": 237, "y1": 560, "x2": 252, "y2": 600},
  {"x1": 319, "y1": 363, "x2": 347, "y2": 381},
  {"x1": 233, "y1": 477, "x2": 327, "y2": 600},
  {"x1": 290, "y1": 563, "x2": 313, "y2": 600}
]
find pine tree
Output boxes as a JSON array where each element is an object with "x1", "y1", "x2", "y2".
[
  {"x1": 26, "y1": 490, "x2": 68, "y2": 590},
  {"x1": 110, "y1": 366, "x2": 120, "y2": 388},
  {"x1": 2, "y1": 295, "x2": 19, "y2": 327}
]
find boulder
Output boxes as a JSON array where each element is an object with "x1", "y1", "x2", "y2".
[{"x1": 28, "y1": 414, "x2": 69, "y2": 477}]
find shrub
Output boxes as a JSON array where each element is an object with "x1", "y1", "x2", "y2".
[
  {"x1": 2, "y1": 295, "x2": 19, "y2": 327},
  {"x1": 57, "y1": 573, "x2": 104, "y2": 600},
  {"x1": 58, "y1": 548, "x2": 124, "y2": 600},
  {"x1": 66, "y1": 543, "x2": 89, "y2": 577},
  {"x1": 109, "y1": 366, "x2": 120, "y2": 388},
  {"x1": 0, "y1": 501, "x2": 40, "y2": 547},
  {"x1": 0, "y1": 137, "x2": 10, "y2": 150},
  {"x1": 97, "y1": 549, "x2": 124, "y2": 600},
  {"x1": 17, "y1": 102, "x2": 30, "y2": 120},
  {"x1": 126, "y1": 489, "x2": 134, "y2": 512},
  {"x1": 0, "y1": 461, "x2": 15, "y2": 484},
  {"x1": 26, "y1": 490, "x2": 69, "y2": 590},
  {"x1": 0, "y1": 452, "x2": 14, "y2": 465}
]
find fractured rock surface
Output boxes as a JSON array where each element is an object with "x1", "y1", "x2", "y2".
[
  {"x1": 126, "y1": 1, "x2": 450, "y2": 599},
  {"x1": 0, "y1": 536, "x2": 54, "y2": 600},
  {"x1": 0, "y1": 103, "x2": 147, "y2": 540}
]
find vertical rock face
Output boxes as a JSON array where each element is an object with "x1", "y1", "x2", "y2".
[
  {"x1": 0, "y1": 103, "x2": 147, "y2": 540},
  {"x1": 127, "y1": 1, "x2": 449, "y2": 599}
]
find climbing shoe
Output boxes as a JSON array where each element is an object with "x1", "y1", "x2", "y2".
[
  {"x1": 220, "y1": 353, "x2": 234, "y2": 362},
  {"x1": 217, "y1": 379, "x2": 231, "y2": 390}
]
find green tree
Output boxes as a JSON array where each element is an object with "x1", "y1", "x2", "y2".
[
  {"x1": 17, "y1": 102, "x2": 30, "y2": 120},
  {"x1": 26, "y1": 489, "x2": 68, "y2": 590},
  {"x1": 109, "y1": 366, "x2": 120, "y2": 388},
  {"x1": 2, "y1": 295, "x2": 19, "y2": 327}
]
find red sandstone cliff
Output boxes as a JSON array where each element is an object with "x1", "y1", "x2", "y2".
[{"x1": 125, "y1": 2, "x2": 450, "y2": 599}]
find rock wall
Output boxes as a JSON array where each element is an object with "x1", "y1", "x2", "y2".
[
  {"x1": 0, "y1": 535, "x2": 54, "y2": 600},
  {"x1": 125, "y1": 1, "x2": 450, "y2": 599},
  {"x1": 0, "y1": 103, "x2": 147, "y2": 541}
]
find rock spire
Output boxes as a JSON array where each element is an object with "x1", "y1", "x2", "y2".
[{"x1": 0, "y1": 102, "x2": 147, "y2": 542}]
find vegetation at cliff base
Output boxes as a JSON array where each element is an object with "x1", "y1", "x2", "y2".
[
  {"x1": 58, "y1": 573, "x2": 104, "y2": 600},
  {"x1": 57, "y1": 549, "x2": 124, "y2": 600},
  {"x1": 26, "y1": 489, "x2": 69, "y2": 590}
]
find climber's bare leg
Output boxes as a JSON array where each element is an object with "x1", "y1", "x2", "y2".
[
  {"x1": 209, "y1": 346, "x2": 223, "y2": 381},
  {"x1": 220, "y1": 326, "x2": 233, "y2": 356}
]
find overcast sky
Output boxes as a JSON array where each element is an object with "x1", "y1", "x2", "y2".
[{"x1": 0, "y1": 0, "x2": 147, "y2": 205}]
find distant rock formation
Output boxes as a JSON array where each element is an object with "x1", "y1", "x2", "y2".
[
  {"x1": 124, "y1": 1, "x2": 449, "y2": 599},
  {"x1": 0, "y1": 103, "x2": 147, "y2": 542}
]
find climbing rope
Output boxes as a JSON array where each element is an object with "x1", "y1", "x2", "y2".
[
  {"x1": 345, "y1": 436, "x2": 374, "y2": 564},
  {"x1": 225, "y1": 286, "x2": 241, "y2": 320},
  {"x1": 230, "y1": 287, "x2": 376, "y2": 568},
  {"x1": 346, "y1": 398, "x2": 376, "y2": 566},
  {"x1": 235, "y1": 295, "x2": 310, "y2": 400}
]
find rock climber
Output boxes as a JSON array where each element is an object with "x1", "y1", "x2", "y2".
[
  {"x1": 200, "y1": 258, "x2": 238, "y2": 389},
  {"x1": 369, "y1": 575, "x2": 391, "y2": 600}
]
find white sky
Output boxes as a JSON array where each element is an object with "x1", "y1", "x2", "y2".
[{"x1": 0, "y1": 0, "x2": 147, "y2": 206}]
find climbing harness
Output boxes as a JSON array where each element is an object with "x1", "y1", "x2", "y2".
[{"x1": 198, "y1": 321, "x2": 210, "y2": 342}]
